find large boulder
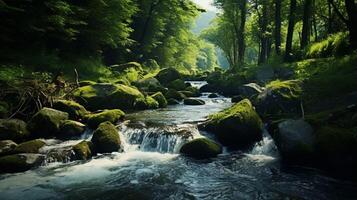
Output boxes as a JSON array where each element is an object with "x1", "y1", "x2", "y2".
[
  {"x1": 91, "y1": 122, "x2": 121, "y2": 153},
  {"x1": 0, "y1": 119, "x2": 30, "y2": 142},
  {"x1": 151, "y1": 92, "x2": 168, "y2": 108},
  {"x1": 87, "y1": 109, "x2": 125, "y2": 129},
  {"x1": 180, "y1": 138, "x2": 222, "y2": 159},
  {"x1": 73, "y1": 83, "x2": 145, "y2": 111},
  {"x1": 0, "y1": 153, "x2": 45, "y2": 173},
  {"x1": 255, "y1": 80, "x2": 302, "y2": 117},
  {"x1": 134, "y1": 96, "x2": 159, "y2": 110},
  {"x1": 72, "y1": 141, "x2": 94, "y2": 160},
  {"x1": 167, "y1": 79, "x2": 187, "y2": 91},
  {"x1": 53, "y1": 100, "x2": 89, "y2": 121},
  {"x1": 238, "y1": 83, "x2": 263, "y2": 98},
  {"x1": 14, "y1": 139, "x2": 46, "y2": 154},
  {"x1": 28, "y1": 108, "x2": 69, "y2": 137},
  {"x1": 183, "y1": 86, "x2": 200, "y2": 97},
  {"x1": 155, "y1": 68, "x2": 181, "y2": 85},
  {"x1": 59, "y1": 120, "x2": 86, "y2": 138},
  {"x1": 0, "y1": 140, "x2": 17, "y2": 156},
  {"x1": 202, "y1": 99, "x2": 263, "y2": 148},
  {"x1": 275, "y1": 119, "x2": 314, "y2": 160},
  {"x1": 165, "y1": 89, "x2": 186, "y2": 101},
  {"x1": 184, "y1": 98, "x2": 205, "y2": 106}
]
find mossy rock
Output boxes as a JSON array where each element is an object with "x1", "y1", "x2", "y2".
[
  {"x1": 0, "y1": 101, "x2": 9, "y2": 118},
  {"x1": 167, "y1": 79, "x2": 187, "y2": 91},
  {"x1": 204, "y1": 99, "x2": 263, "y2": 147},
  {"x1": 0, "y1": 140, "x2": 17, "y2": 156},
  {"x1": 28, "y1": 108, "x2": 69, "y2": 137},
  {"x1": 14, "y1": 139, "x2": 46, "y2": 153},
  {"x1": 142, "y1": 59, "x2": 160, "y2": 69},
  {"x1": 73, "y1": 83, "x2": 145, "y2": 111},
  {"x1": 155, "y1": 68, "x2": 181, "y2": 85},
  {"x1": 180, "y1": 138, "x2": 222, "y2": 159},
  {"x1": 53, "y1": 100, "x2": 89, "y2": 120},
  {"x1": 151, "y1": 92, "x2": 168, "y2": 108},
  {"x1": 184, "y1": 98, "x2": 205, "y2": 106},
  {"x1": 0, "y1": 153, "x2": 45, "y2": 173},
  {"x1": 315, "y1": 126, "x2": 357, "y2": 169},
  {"x1": 165, "y1": 89, "x2": 186, "y2": 101},
  {"x1": 255, "y1": 80, "x2": 302, "y2": 117},
  {"x1": 167, "y1": 98, "x2": 180, "y2": 105},
  {"x1": 0, "y1": 119, "x2": 30, "y2": 142},
  {"x1": 91, "y1": 122, "x2": 121, "y2": 153},
  {"x1": 185, "y1": 86, "x2": 200, "y2": 97},
  {"x1": 79, "y1": 80, "x2": 96, "y2": 87},
  {"x1": 87, "y1": 109, "x2": 125, "y2": 129},
  {"x1": 110, "y1": 62, "x2": 142, "y2": 73},
  {"x1": 134, "y1": 96, "x2": 159, "y2": 110},
  {"x1": 72, "y1": 141, "x2": 94, "y2": 160},
  {"x1": 59, "y1": 120, "x2": 86, "y2": 138}
]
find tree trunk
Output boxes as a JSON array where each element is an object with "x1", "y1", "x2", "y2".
[
  {"x1": 285, "y1": 0, "x2": 297, "y2": 60},
  {"x1": 301, "y1": 0, "x2": 312, "y2": 48},
  {"x1": 259, "y1": 0, "x2": 268, "y2": 64},
  {"x1": 275, "y1": 0, "x2": 282, "y2": 54},
  {"x1": 238, "y1": 0, "x2": 247, "y2": 64},
  {"x1": 344, "y1": 0, "x2": 357, "y2": 49}
]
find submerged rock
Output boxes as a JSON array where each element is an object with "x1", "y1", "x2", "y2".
[
  {"x1": 28, "y1": 108, "x2": 69, "y2": 137},
  {"x1": 73, "y1": 83, "x2": 145, "y2": 111},
  {"x1": 91, "y1": 122, "x2": 121, "y2": 153},
  {"x1": 184, "y1": 98, "x2": 205, "y2": 106},
  {"x1": 203, "y1": 99, "x2": 263, "y2": 148},
  {"x1": 14, "y1": 139, "x2": 46, "y2": 154},
  {"x1": 208, "y1": 93, "x2": 219, "y2": 98},
  {"x1": 180, "y1": 138, "x2": 222, "y2": 159},
  {"x1": 151, "y1": 92, "x2": 168, "y2": 108},
  {"x1": 0, "y1": 140, "x2": 17, "y2": 156},
  {"x1": 0, "y1": 153, "x2": 45, "y2": 173},
  {"x1": 87, "y1": 109, "x2": 125, "y2": 129},
  {"x1": 275, "y1": 119, "x2": 314, "y2": 160},
  {"x1": 53, "y1": 100, "x2": 89, "y2": 120},
  {"x1": 167, "y1": 98, "x2": 180, "y2": 105},
  {"x1": 155, "y1": 68, "x2": 181, "y2": 85},
  {"x1": 0, "y1": 119, "x2": 30, "y2": 142},
  {"x1": 59, "y1": 120, "x2": 86, "y2": 138},
  {"x1": 72, "y1": 141, "x2": 94, "y2": 160}
]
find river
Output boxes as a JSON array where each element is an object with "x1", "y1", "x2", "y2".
[{"x1": 0, "y1": 81, "x2": 356, "y2": 200}]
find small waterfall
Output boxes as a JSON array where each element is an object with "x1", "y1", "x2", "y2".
[
  {"x1": 118, "y1": 123, "x2": 200, "y2": 153},
  {"x1": 245, "y1": 129, "x2": 278, "y2": 161},
  {"x1": 185, "y1": 81, "x2": 207, "y2": 89}
]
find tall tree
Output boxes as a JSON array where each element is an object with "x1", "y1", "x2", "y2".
[
  {"x1": 301, "y1": 0, "x2": 312, "y2": 48},
  {"x1": 285, "y1": 0, "x2": 297, "y2": 60},
  {"x1": 275, "y1": 0, "x2": 282, "y2": 54}
]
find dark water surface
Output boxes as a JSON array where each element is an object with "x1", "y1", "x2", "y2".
[{"x1": 0, "y1": 81, "x2": 357, "y2": 200}]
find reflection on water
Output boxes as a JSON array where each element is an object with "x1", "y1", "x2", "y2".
[{"x1": 1, "y1": 82, "x2": 357, "y2": 200}]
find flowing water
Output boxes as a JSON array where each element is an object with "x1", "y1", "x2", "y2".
[{"x1": 1, "y1": 81, "x2": 357, "y2": 200}]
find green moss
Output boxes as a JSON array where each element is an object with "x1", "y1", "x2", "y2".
[
  {"x1": 265, "y1": 80, "x2": 302, "y2": 99},
  {"x1": 73, "y1": 83, "x2": 145, "y2": 111},
  {"x1": 14, "y1": 139, "x2": 46, "y2": 153},
  {"x1": 0, "y1": 119, "x2": 30, "y2": 142},
  {"x1": 28, "y1": 107, "x2": 69, "y2": 137},
  {"x1": 53, "y1": 100, "x2": 89, "y2": 120},
  {"x1": 79, "y1": 80, "x2": 96, "y2": 87},
  {"x1": 87, "y1": 109, "x2": 125, "y2": 129},
  {"x1": 207, "y1": 99, "x2": 263, "y2": 147},
  {"x1": 180, "y1": 138, "x2": 222, "y2": 159},
  {"x1": 151, "y1": 92, "x2": 168, "y2": 108},
  {"x1": 114, "y1": 78, "x2": 130, "y2": 85},
  {"x1": 72, "y1": 141, "x2": 93, "y2": 160},
  {"x1": 59, "y1": 120, "x2": 86, "y2": 137},
  {"x1": 306, "y1": 32, "x2": 349, "y2": 58},
  {"x1": 91, "y1": 122, "x2": 121, "y2": 153},
  {"x1": 165, "y1": 89, "x2": 186, "y2": 101}
]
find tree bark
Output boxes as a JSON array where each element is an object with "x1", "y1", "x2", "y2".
[
  {"x1": 285, "y1": 0, "x2": 297, "y2": 60},
  {"x1": 274, "y1": 0, "x2": 282, "y2": 54},
  {"x1": 259, "y1": 0, "x2": 268, "y2": 64},
  {"x1": 238, "y1": 0, "x2": 247, "y2": 64},
  {"x1": 301, "y1": 0, "x2": 312, "y2": 48},
  {"x1": 344, "y1": 0, "x2": 357, "y2": 49}
]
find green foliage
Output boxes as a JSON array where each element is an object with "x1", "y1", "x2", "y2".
[{"x1": 306, "y1": 32, "x2": 350, "y2": 58}]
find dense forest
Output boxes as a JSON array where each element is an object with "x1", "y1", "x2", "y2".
[{"x1": 0, "y1": 0, "x2": 357, "y2": 199}]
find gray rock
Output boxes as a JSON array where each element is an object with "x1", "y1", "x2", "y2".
[
  {"x1": 0, "y1": 153, "x2": 45, "y2": 173},
  {"x1": 238, "y1": 83, "x2": 263, "y2": 98},
  {"x1": 0, "y1": 140, "x2": 17, "y2": 156}
]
